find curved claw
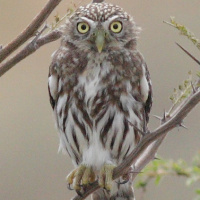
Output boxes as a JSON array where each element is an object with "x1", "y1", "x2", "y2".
[
  {"x1": 66, "y1": 165, "x2": 96, "y2": 192},
  {"x1": 115, "y1": 179, "x2": 129, "y2": 185},
  {"x1": 89, "y1": 180, "x2": 97, "y2": 186},
  {"x1": 67, "y1": 183, "x2": 74, "y2": 191}
]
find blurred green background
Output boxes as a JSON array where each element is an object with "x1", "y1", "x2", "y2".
[{"x1": 0, "y1": 0, "x2": 200, "y2": 199}]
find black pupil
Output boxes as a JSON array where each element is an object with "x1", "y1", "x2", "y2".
[
  {"x1": 81, "y1": 24, "x2": 87, "y2": 30},
  {"x1": 113, "y1": 24, "x2": 119, "y2": 29}
]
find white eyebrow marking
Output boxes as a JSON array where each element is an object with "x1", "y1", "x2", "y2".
[{"x1": 80, "y1": 17, "x2": 94, "y2": 24}]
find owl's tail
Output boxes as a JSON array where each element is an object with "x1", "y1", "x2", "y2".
[{"x1": 91, "y1": 181, "x2": 135, "y2": 200}]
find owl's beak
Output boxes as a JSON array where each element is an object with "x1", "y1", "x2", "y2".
[{"x1": 95, "y1": 30, "x2": 106, "y2": 53}]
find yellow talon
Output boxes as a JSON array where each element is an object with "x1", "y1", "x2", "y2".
[
  {"x1": 66, "y1": 168, "x2": 78, "y2": 185},
  {"x1": 74, "y1": 165, "x2": 86, "y2": 190},
  {"x1": 82, "y1": 166, "x2": 95, "y2": 185},
  {"x1": 66, "y1": 163, "x2": 115, "y2": 191},
  {"x1": 66, "y1": 164, "x2": 96, "y2": 191},
  {"x1": 99, "y1": 163, "x2": 115, "y2": 191},
  {"x1": 89, "y1": 169, "x2": 96, "y2": 183}
]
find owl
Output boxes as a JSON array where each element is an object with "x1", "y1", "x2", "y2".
[{"x1": 48, "y1": 1, "x2": 152, "y2": 200}]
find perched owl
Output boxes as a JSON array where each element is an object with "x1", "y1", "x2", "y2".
[{"x1": 48, "y1": 1, "x2": 152, "y2": 199}]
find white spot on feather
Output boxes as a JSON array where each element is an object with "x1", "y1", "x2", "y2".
[
  {"x1": 140, "y1": 65, "x2": 149, "y2": 102},
  {"x1": 57, "y1": 94, "x2": 68, "y2": 118},
  {"x1": 48, "y1": 75, "x2": 58, "y2": 100}
]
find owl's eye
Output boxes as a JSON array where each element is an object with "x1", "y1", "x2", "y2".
[
  {"x1": 77, "y1": 22, "x2": 90, "y2": 34},
  {"x1": 110, "y1": 21, "x2": 122, "y2": 33}
]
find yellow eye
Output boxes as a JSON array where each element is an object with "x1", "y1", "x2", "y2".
[
  {"x1": 110, "y1": 21, "x2": 122, "y2": 33},
  {"x1": 77, "y1": 22, "x2": 90, "y2": 34}
]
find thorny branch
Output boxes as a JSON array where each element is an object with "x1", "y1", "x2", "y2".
[
  {"x1": 0, "y1": 0, "x2": 62, "y2": 63},
  {"x1": 0, "y1": 29, "x2": 62, "y2": 77}
]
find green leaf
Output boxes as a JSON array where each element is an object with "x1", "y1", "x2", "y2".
[
  {"x1": 135, "y1": 180, "x2": 147, "y2": 189},
  {"x1": 166, "y1": 18, "x2": 200, "y2": 51},
  {"x1": 155, "y1": 175, "x2": 161, "y2": 185},
  {"x1": 196, "y1": 189, "x2": 200, "y2": 195},
  {"x1": 196, "y1": 72, "x2": 200, "y2": 78}
]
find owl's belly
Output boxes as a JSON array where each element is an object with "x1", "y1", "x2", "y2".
[{"x1": 56, "y1": 90, "x2": 143, "y2": 168}]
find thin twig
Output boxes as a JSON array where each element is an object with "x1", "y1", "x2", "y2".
[
  {"x1": 163, "y1": 21, "x2": 176, "y2": 28},
  {"x1": 33, "y1": 23, "x2": 49, "y2": 43},
  {"x1": 164, "y1": 18, "x2": 200, "y2": 51},
  {"x1": 72, "y1": 89, "x2": 200, "y2": 200},
  {"x1": 176, "y1": 43, "x2": 200, "y2": 65},
  {"x1": 0, "y1": 29, "x2": 62, "y2": 77},
  {"x1": 92, "y1": 0, "x2": 105, "y2": 3},
  {"x1": 168, "y1": 80, "x2": 192, "y2": 115},
  {"x1": 0, "y1": 0, "x2": 62, "y2": 63}
]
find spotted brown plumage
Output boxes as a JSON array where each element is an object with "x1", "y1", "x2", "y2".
[{"x1": 48, "y1": 2, "x2": 152, "y2": 200}]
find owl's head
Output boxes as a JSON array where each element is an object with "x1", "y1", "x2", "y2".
[{"x1": 63, "y1": 2, "x2": 141, "y2": 53}]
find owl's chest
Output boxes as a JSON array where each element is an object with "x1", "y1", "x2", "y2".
[{"x1": 75, "y1": 59, "x2": 114, "y2": 104}]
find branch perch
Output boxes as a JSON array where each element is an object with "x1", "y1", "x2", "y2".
[
  {"x1": 0, "y1": 0, "x2": 62, "y2": 63},
  {"x1": 0, "y1": 29, "x2": 62, "y2": 77}
]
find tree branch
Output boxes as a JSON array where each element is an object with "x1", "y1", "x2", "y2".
[
  {"x1": 175, "y1": 43, "x2": 200, "y2": 65},
  {"x1": 0, "y1": 29, "x2": 62, "y2": 77},
  {"x1": 72, "y1": 89, "x2": 200, "y2": 200},
  {"x1": 0, "y1": 0, "x2": 62, "y2": 63}
]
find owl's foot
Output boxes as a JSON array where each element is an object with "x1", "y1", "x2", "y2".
[
  {"x1": 66, "y1": 164, "x2": 95, "y2": 191},
  {"x1": 98, "y1": 163, "x2": 115, "y2": 191}
]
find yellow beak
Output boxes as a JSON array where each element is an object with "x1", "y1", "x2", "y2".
[{"x1": 95, "y1": 30, "x2": 105, "y2": 53}]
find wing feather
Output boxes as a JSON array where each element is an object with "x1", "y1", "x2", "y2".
[{"x1": 143, "y1": 62, "x2": 153, "y2": 123}]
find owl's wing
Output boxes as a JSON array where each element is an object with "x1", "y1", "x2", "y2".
[
  {"x1": 48, "y1": 52, "x2": 59, "y2": 110},
  {"x1": 143, "y1": 62, "x2": 153, "y2": 123}
]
